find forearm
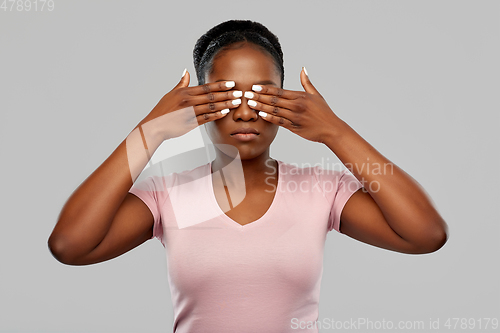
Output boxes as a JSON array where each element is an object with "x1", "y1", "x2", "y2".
[
  {"x1": 49, "y1": 116, "x2": 164, "y2": 258},
  {"x1": 324, "y1": 119, "x2": 448, "y2": 243}
]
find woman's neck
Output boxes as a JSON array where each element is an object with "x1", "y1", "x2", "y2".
[{"x1": 210, "y1": 152, "x2": 277, "y2": 189}]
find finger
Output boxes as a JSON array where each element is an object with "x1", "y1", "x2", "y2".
[
  {"x1": 172, "y1": 68, "x2": 189, "y2": 89},
  {"x1": 245, "y1": 98, "x2": 299, "y2": 124},
  {"x1": 250, "y1": 84, "x2": 297, "y2": 100},
  {"x1": 189, "y1": 90, "x2": 243, "y2": 108},
  {"x1": 188, "y1": 81, "x2": 236, "y2": 96},
  {"x1": 193, "y1": 97, "x2": 242, "y2": 117},
  {"x1": 300, "y1": 67, "x2": 322, "y2": 96},
  {"x1": 257, "y1": 110, "x2": 296, "y2": 130},
  {"x1": 244, "y1": 90, "x2": 304, "y2": 112},
  {"x1": 195, "y1": 108, "x2": 231, "y2": 126}
]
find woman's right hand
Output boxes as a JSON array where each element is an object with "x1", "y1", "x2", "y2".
[{"x1": 140, "y1": 69, "x2": 241, "y2": 141}]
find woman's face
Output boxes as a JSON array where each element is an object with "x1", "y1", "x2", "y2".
[{"x1": 204, "y1": 42, "x2": 280, "y2": 161}]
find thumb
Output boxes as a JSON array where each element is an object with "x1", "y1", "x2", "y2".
[
  {"x1": 173, "y1": 68, "x2": 190, "y2": 89},
  {"x1": 300, "y1": 67, "x2": 320, "y2": 96}
]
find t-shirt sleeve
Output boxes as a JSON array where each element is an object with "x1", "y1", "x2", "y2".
[
  {"x1": 314, "y1": 167, "x2": 364, "y2": 234},
  {"x1": 128, "y1": 175, "x2": 167, "y2": 245}
]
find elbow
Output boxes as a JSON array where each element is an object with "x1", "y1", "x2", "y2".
[
  {"x1": 417, "y1": 219, "x2": 450, "y2": 254},
  {"x1": 432, "y1": 217, "x2": 450, "y2": 252},
  {"x1": 47, "y1": 234, "x2": 68, "y2": 264},
  {"x1": 47, "y1": 233, "x2": 80, "y2": 266},
  {"x1": 426, "y1": 228, "x2": 449, "y2": 253}
]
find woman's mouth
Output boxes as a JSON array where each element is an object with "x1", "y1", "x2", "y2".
[
  {"x1": 230, "y1": 133, "x2": 259, "y2": 141},
  {"x1": 230, "y1": 127, "x2": 260, "y2": 141}
]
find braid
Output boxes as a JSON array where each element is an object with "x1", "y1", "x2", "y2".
[{"x1": 193, "y1": 20, "x2": 284, "y2": 87}]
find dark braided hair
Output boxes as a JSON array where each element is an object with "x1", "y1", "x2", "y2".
[{"x1": 193, "y1": 20, "x2": 284, "y2": 88}]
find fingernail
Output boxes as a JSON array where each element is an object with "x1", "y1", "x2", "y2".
[
  {"x1": 252, "y1": 85, "x2": 262, "y2": 92},
  {"x1": 181, "y1": 68, "x2": 187, "y2": 78},
  {"x1": 247, "y1": 100, "x2": 257, "y2": 107},
  {"x1": 221, "y1": 109, "x2": 230, "y2": 114},
  {"x1": 244, "y1": 91, "x2": 254, "y2": 99},
  {"x1": 233, "y1": 90, "x2": 242, "y2": 98},
  {"x1": 258, "y1": 111, "x2": 267, "y2": 118},
  {"x1": 232, "y1": 98, "x2": 241, "y2": 105},
  {"x1": 302, "y1": 66, "x2": 308, "y2": 76},
  {"x1": 226, "y1": 81, "x2": 235, "y2": 88}
]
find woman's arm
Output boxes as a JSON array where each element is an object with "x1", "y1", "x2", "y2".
[
  {"x1": 48, "y1": 71, "x2": 240, "y2": 265},
  {"x1": 47, "y1": 117, "x2": 165, "y2": 265},
  {"x1": 247, "y1": 68, "x2": 448, "y2": 254},
  {"x1": 324, "y1": 119, "x2": 449, "y2": 254}
]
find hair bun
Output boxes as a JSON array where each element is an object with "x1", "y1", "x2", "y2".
[{"x1": 193, "y1": 20, "x2": 284, "y2": 87}]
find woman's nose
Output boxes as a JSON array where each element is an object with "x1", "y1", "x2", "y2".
[{"x1": 232, "y1": 94, "x2": 258, "y2": 121}]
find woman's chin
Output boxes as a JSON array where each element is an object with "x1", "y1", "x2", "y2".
[{"x1": 213, "y1": 143, "x2": 268, "y2": 161}]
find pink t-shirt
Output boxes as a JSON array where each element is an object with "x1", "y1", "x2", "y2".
[{"x1": 129, "y1": 160, "x2": 363, "y2": 332}]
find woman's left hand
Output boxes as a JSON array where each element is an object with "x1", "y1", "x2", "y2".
[{"x1": 248, "y1": 67, "x2": 342, "y2": 144}]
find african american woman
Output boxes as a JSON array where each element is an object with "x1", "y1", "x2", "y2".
[{"x1": 48, "y1": 19, "x2": 449, "y2": 333}]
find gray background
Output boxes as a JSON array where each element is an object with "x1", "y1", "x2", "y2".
[{"x1": 1, "y1": 0, "x2": 498, "y2": 332}]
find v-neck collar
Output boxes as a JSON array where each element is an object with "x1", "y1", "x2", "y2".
[{"x1": 206, "y1": 160, "x2": 282, "y2": 230}]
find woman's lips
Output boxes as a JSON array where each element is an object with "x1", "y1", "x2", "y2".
[{"x1": 230, "y1": 133, "x2": 259, "y2": 141}]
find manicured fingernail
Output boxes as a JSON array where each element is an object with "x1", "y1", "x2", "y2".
[
  {"x1": 244, "y1": 91, "x2": 254, "y2": 99},
  {"x1": 232, "y1": 98, "x2": 241, "y2": 105},
  {"x1": 226, "y1": 81, "x2": 235, "y2": 88},
  {"x1": 303, "y1": 66, "x2": 308, "y2": 76},
  {"x1": 252, "y1": 85, "x2": 262, "y2": 92},
  {"x1": 247, "y1": 100, "x2": 257, "y2": 107},
  {"x1": 181, "y1": 68, "x2": 187, "y2": 78},
  {"x1": 258, "y1": 111, "x2": 267, "y2": 118},
  {"x1": 221, "y1": 108, "x2": 230, "y2": 114},
  {"x1": 233, "y1": 90, "x2": 242, "y2": 98}
]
